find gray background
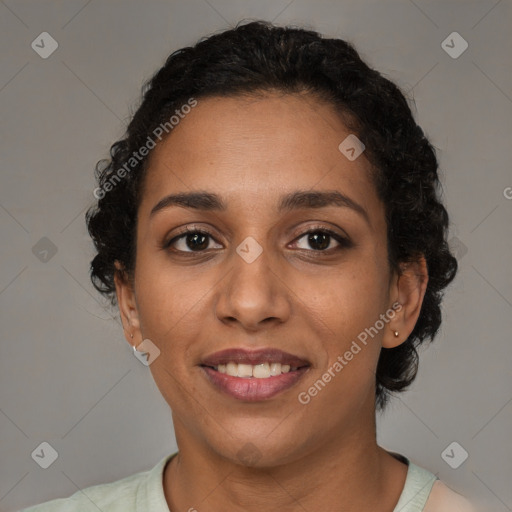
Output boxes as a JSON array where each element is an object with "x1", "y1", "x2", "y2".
[{"x1": 1, "y1": 1, "x2": 511, "y2": 511}]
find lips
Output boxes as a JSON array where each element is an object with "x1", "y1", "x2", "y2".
[{"x1": 199, "y1": 347, "x2": 311, "y2": 401}]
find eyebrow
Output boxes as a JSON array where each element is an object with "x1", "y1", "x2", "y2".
[{"x1": 149, "y1": 190, "x2": 369, "y2": 223}]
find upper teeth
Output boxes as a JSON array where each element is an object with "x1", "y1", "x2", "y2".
[{"x1": 214, "y1": 362, "x2": 297, "y2": 378}]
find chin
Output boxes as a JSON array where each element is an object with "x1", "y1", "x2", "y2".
[{"x1": 208, "y1": 430, "x2": 310, "y2": 469}]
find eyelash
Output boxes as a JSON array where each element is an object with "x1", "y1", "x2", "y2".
[{"x1": 163, "y1": 225, "x2": 352, "y2": 255}]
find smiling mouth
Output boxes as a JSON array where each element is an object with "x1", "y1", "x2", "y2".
[
  {"x1": 199, "y1": 347, "x2": 311, "y2": 400},
  {"x1": 201, "y1": 361, "x2": 309, "y2": 378}
]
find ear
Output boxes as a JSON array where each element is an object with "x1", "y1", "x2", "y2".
[
  {"x1": 114, "y1": 260, "x2": 141, "y2": 348},
  {"x1": 382, "y1": 256, "x2": 429, "y2": 349}
]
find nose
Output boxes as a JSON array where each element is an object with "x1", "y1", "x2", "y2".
[{"x1": 215, "y1": 239, "x2": 292, "y2": 331}]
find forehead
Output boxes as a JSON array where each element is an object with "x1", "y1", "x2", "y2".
[{"x1": 140, "y1": 93, "x2": 379, "y2": 217}]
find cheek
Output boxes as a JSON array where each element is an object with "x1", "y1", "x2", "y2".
[
  {"x1": 296, "y1": 270, "x2": 386, "y2": 412},
  {"x1": 133, "y1": 253, "x2": 210, "y2": 356},
  {"x1": 298, "y1": 260, "x2": 387, "y2": 330},
  {"x1": 295, "y1": 260, "x2": 389, "y2": 385}
]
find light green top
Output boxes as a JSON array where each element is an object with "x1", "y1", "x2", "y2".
[
  {"x1": 392, "y1": 457, "x2": 438, "y2": 511},
  {"x1": 20, "y1": 452, "x2": 438, "y2": 511}
]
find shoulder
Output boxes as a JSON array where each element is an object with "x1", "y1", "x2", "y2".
[
  {"x1": 19, "y1": 470, "x2": 144, "y2": 512},
  {"x1": 19, "y1": 454, "x2": 174, "y2": 512},
  {"x1": 424, "y1": 480, "x2": 476, "y2": 512},
  {"x1": 389, "y1": 452, "x2": 476, "y2": 512}
]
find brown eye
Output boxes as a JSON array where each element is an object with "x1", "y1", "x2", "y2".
[
  {"x1": 165, "y1": 229, "x2": 222, "y2": 253},
  {"x1": 292, "y1": 229, "x2": 352, "y2": 252}
]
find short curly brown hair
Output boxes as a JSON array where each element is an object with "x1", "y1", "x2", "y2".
[{"x1": 85, "y1": 20, "x2": 458, "y2": 410}]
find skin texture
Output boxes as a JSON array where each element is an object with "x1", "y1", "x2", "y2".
[{"x1": 114, "y1": 92, "x2": 428, "y2": 511}]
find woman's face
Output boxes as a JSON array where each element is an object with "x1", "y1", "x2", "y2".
[{"x1": 117, "y1": 92, "x2": 403, "y2": 466}]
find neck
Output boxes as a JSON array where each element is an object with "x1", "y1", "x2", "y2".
[{"x1": 163, "y1": 403, "x2": 407, "y2": 512}]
